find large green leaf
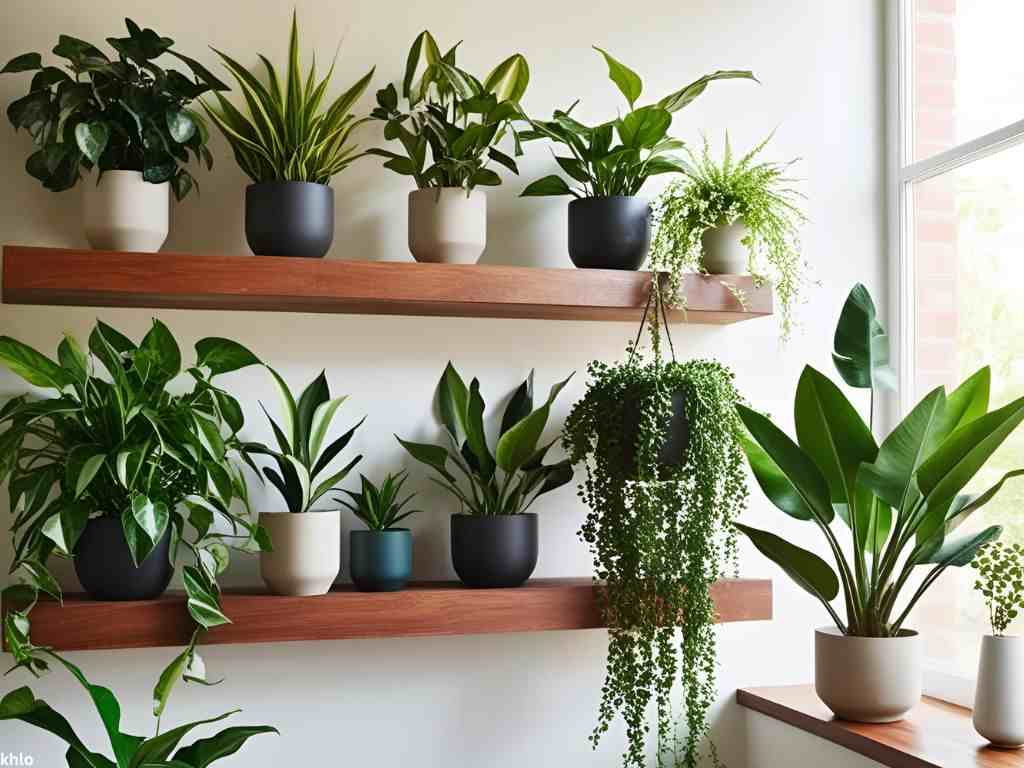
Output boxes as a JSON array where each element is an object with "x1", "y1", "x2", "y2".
[
  {"x1": 141, "y1": 319, "x2": 182, "y2": 380},
  {"x1": 656, "y1": 69, "x2": 757, "y2": 112},
  {"x1": 75, "y1": 122, "x2": 110, "y2": 164},
  {"x1": 131, "y1": 495, "x2": 170, "y2": 546},
  {"x1": 1, "y1": 52, "x2": 42, "y2": 73},
  {"x1": 831, "y1": 283, "x2": 895, "y2": 390},
  {"x1": 944, "y1": 468, "x2": 1024, "y2": 534},
  {"x1": 308, "y1": 396, "x2": 348, "y2": 465},
  {"x1": 129, "y1": 711, "x2": 236, "y2": 768},
  {"x1": 0, "y1": 336, "x2": 72, "y2": 390},
  {"x1": 483, "y1": 53, "x2": 529, "y2": 103},
  {"x1": 520, "y1": 174, "x2": 573, "y2": 196},
  {"x1": 736, "y1": 523, "x2": 839, "y2": 602},
  {"x1": 500, "y1": 372, "x2": 534, "y2": 437},
  {"x1": 738, "y1": 432, "x2": 814, "y2": 521},
  {"x1": 932, "y1": 366, "x2": 990, "y2": 442},
  {"x1": 41, "y1": 503, "x2": 88, "y2": 556},
  {"x1": 172, "y1": 726, "x2": 278, "y2": 768},
  {"x1": 495, "y1": 373, "x2": 572, "y2": 472},
  {"x1": 437, "y1": 362, "x2": 469, "y2": 441},
  {"x1": 918, "y1": 524, "x2": 1002, "y2": 567},
  {"x1": 295, "y1": 371, "x2": 330, "y2": 463},
  {"x1": 617, "y1": 106, "x2": 670, "y2": 149},
  {"x1": 593, "y1": 47, "x2": 642, "y2": 107},
  {"x1": 195, "y1": 338, "x2": 261, "y2": 376},
  {"x1": 0, "y1": 687, "x2": 112, "y2": 768},
  {"x1": 463, "y1": 379, "x2": 495, "y2": 477},
  {"x1": 263, "y1": 366, "x2": 298, "y2": 453},
  {"x1": 67, "y1": 446, "x2": 106, "y2": 499},
  {"x1": 396, "y1": 436, "x2": 454, "y2": 483}
]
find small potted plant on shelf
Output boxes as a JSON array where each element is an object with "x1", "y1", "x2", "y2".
[
  {"x1": 250, "y1": 368, "x2": 364, "y2": 596},
  {"x1": 971, "y1": 540, "x2": 1024, "y2": 748},
  {"x1": 562, "y1": 280, "x2": 748, "y2": 768},
  {"x1": 368, "y1": 31, "x2": 529, "y2": 264},
  {"x1": 204, "y1": 11, "x2": 375, "y2": 258},
  {"x1": 397, "y1": 363, "x2": 573, "y2": 588},
  {"x1": 1, "y1": 19, "x2": 225, "y2": 252},
  {"x1": 520, "y1": 48, "x2": 755, "y2": 270},
  {"x1": 338, "y1": 471, "x2": 422, "y2": 592},
  {"x1": 736, "y1": 283, "x2": 1024, "y2": 723},
  {"x1": 650, "y1": 133, "x2": 809, "y2": 338}
]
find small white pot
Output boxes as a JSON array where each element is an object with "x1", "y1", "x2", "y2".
[
  {"x1": 83, "y1": 170, "x2": 169, "y2": 252},
  {"x1": 408, "y1": 187, "x2": 486, "y2": 264},
  {"x1": 259, "y1": 510, "x2": 340, "y2": 596},
  {"x1": 974, "y1": 635, "x2": 1024, "y2": 748},
  {"x1": 815, "y1": 627, "x2": 922, "y2": 722},
  {"x1": 700, "y1": 220, "x2": 749, "y2": 274}
]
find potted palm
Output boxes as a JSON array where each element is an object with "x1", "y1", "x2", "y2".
[
  {"x1": 737, "y1": 283, "x2": 1024, "y2": 722},
  {"x1": 368, "y1": 31, "x2": 529, "y2": 264},
  {"x1": 1, "y1": 19, "x2": 224, "y2": 251},
  {"x1": 520, "y1": 48, "x2": 755, "y2": 270},
  {"x1": 397, "y1": 363, "x2": 573, "y2": 587},
  {"x1": 204, "y1": 12, "x2": 374, "y2": 258},
  {"x1": 250, "y1": 369, "x2": 364, "y2": 596}
]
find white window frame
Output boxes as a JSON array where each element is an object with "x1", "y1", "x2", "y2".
[{"x1": 887, "y1": 0, "x2": 1024, "y2": 706}]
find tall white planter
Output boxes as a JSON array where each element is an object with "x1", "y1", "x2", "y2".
[
  {"x1": 259, "y1": 510, "x2": 340, "y2": 596},
  {"x1": 408, "y1": 187, "x2": 486, "y2": 264},
  {"x1": 83, "y1": 170, "x2": 169, "y2": 252},
  {"x1": 974, "y1": 635, "x2": 1024, "y2": 748},
  {"x1": 700, "y1": 219, "x2": 748, "y2": 274},
  {"x1": 815, "y1": 627, "x2": 922, "y2": 722}
]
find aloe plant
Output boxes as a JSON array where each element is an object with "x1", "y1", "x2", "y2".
[
  {"x1": 250, "y1": 368, "x2": 364, "y2": 513},
  {"x1": 203, "y1": 11, "x2": 374, "y2": 183},
  {"x1": 737, "y1": 284, "x2": 1023, "y2": 637},
  {"x1": 397, "y1": 363, "x2": 573, "y2": 515},
  {"x1": 337, "y1": 471, "x2": 422, "y2": 530}
]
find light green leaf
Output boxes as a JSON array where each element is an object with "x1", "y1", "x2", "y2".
[{"x1": 593, "y1": 46, "x2": 642, "y2": 107}]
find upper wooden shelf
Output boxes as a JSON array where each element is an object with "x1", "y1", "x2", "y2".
[
  {"x1": 3, "y1": 578, "x2": 771, "y2": 652},
  {"x1": 1, "y1": 246, "x2": 772, "y2": 323}
]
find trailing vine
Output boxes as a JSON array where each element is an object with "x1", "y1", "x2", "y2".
[{"x1": 563, "y1": 283, "x2": 748, "y2": 768}]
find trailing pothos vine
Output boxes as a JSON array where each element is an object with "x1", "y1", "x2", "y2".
[{"x1": 563, "y1": 281, "x2": 748, "y2": 768}]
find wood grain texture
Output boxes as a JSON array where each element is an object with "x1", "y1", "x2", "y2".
[
  {"x1": 1, "y1": 245, "x2": 772, "y2": 323},
  {"x1": 737, "y1": 685, "x2": 1023, "y2": 768},
  {"x1": 2, "y1": 578, "x2": 772, "y2": 651}
]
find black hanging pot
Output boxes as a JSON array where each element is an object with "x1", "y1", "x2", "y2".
[
  {"x1": 74, "y1": 515, "x2": 173, "y2": 601},
  {"x1": 245, "y1": 181, "x2": 334, "y2": 258},
  {"x1": 621, "y1": 388, "x2": 690, "y2": 478},
  {"x1": 568, "y1": 196, "x2": 651, "y2": 270},
  {"x1": 450, "y1": 513, "x2": 538, "y2": 588}
]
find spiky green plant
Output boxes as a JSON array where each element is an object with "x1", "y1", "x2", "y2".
[{"x1": 337, "y1": 471, "x2": 422, "y2": 530}]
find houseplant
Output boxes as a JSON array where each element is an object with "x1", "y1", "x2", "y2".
[
  {"x1": 338, "y1": 471, "x2": 422, "y2": 591},
  {"x1": 0, "y1": 321, "x2": 268, "y2": 631},
  {"x1": 397, "y1": 363, "x2": 573, "y2": 587},
  {"x1": 250, "y1": 368, "x2": 364, "y2": 595},
  {"x1": 971, "y1": 541, "x2": 1024, "y2": 747},
  {"x1": 736, "y1": 283, "x2": 1023, "y2": 722},
  {"x1": 520, "y1": 48, "x2": 754, "y2": 270},
  {"x1": 651, "y1": 133, "x2": 808, "y2": 338},
  {"x1": 368, "y1": 30, "x2": 529, "y2": 264},
  {"x1": 2, "y1": 19, "x2": 225, "y2": 251},
  {"x1": 562, "y1": 283, "x2": 748, "y2": 768},
  {"x1": 204, "y1": 12, "x2": 374, "y2": 258}
]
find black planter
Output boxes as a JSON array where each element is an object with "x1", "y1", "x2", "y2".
[
  {"x1": 567, "y1": 196, "x2": 651, "y2": 270},
  {"x1": 450, "y1": 513, "x2": 538, "y2": 588},
  {"x1": 349, "y1": 529, "x2": 412, "y2": 592},
  {"x1": 621, "y1": 388, "x2": 690, "y2": 478},
  {"x1": 245, "y1": 181, "x2": 334, "y2": 258},
  {"x1": 74, "y1": 515, "x2": 173, "y2": 600}
]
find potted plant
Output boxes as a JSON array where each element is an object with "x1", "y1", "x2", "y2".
[
  {"x1": 1, "y1": 19, "x2": 224, "y2": 251},
  {"x1": 338, "y1": 471, "x2": 422, "y2": 592},
  {"x1": 368, "y1": 31, "x2": 529, "y2": 264},
  {"x1": 250, "y1": 369, "x2": 364, "y2": 596},
  {"x1": 0, "y1": 322, "x2": 268, "y2": 634},
  {"x1": 397, "y1": 363, "x2": 573, "y2": 587},
  {"x1": 971, "y1": 541, "x2": 1024, "y2": 747},
  {"x1": 651, "y1": 133, "x2": 809, "y2": 338},
  {"x1": 204, "y1": 12, "x2": 374, "y2": 258},
  {"x1": 520, "y1": 48, "x2": 754, "y2": 270},
  {"x1": 562, "y1": 282, "x2": 748, "y2": 768},
  {"x1": 736, "y1": 283, "x2": 1024, "y2": 723}
]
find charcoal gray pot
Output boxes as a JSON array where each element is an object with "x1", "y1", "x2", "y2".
[
  {"x1": 245, "y1": 181, "x2": 334, "y2": 258},
  {"x1": 450, "y1": 513, "x2": 538, "y2": 588},
  {"x1": 568, "y1": 196, "x2": 651, "y2": 270},
  {"x1": 74, "y1": 515, "x2": 173, "y2": 601}
]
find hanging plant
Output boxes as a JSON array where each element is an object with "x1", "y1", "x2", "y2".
[{"x1": 563, "y1": 282, "x2": 748, "y2": 768}]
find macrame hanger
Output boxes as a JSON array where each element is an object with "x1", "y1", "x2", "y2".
[
  {"x1": 627, "y1": 286, "x2": 655, "y2": 365},
  {"x1": 657, "y1": 281, "x2": 677, "y2": 364}
]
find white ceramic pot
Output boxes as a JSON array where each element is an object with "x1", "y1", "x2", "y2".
[
  {"x1": 815, "y1": 627, "x2": 922, "y2": 722},
  {"x1": 974, "y1": 635, "x2": 1024, "y2": 748},
  {"x1": 83, "y1": 170, "x2": 169, "y2": 252},
  {"x1": 700, "y1": 219, "x2": 748, "y2": 274},
  {"x1": 258, "y1": 510, "x2": 340, "y2": 596},
  {"x1": 407, "y1": 187, "x2": 486, "y2": 264}
]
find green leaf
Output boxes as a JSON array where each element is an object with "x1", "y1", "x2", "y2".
[
  {"x1": 463, "y1": 379, "x2": 495, "y2": 477},
  {"x1": 736, "y1": 522, "x2": 839, "y2": 602},
  {"x1": 121, "y1": 509, "x2": 156, "y2": 567},
  {"x1": 1, "y1": 52, "x2": 42, "y2": 73},
  {"x1": 617, "y1": 106, "x2": 671, "y2": 149},
  {"x1": 944, "y1": 469, "x2": 1024, "y2": 534},
  {"x1": 521, "y1": 174, "x2": 573, "y2": 196},
  {"x1": 738, "y1": 431, "x2": 813, "y2": 521},
  {"x1": 483, "y1": 53, "x2": 529, "y2": 103},
  {"x1": 193, "y1": 415, "x2": 226, "y2": 462},
  {"x1": 153, "y1": 633, "x2": 199, "y2": 719},
  {"x1": 67, "y1": 448, "x2": 106, "y2": 499},
  {"x1": 183, "y1": 566, "x2": 230, "y2": 629},
  {"x1": 308, "y1": 396, "x2": 348, "y2": 466},
  {"x1": 437, "y1": 362, "x2": 469, "y2": 441},
  {"x1": 296, "y1": 371, "x2": 330, "y2": 463},
  {"x1": 656, "y1": 69, "x2": 756, "y2": 113},
  {"x1": 195, "y1": 338, "x2": 261, "y2": 376},
  {"x1": 501, "y1": 372, "x2": 534, "y2": 437},
  {"x1": 172, "y1": 726, "x2": 278, "y2": 768},
  {"x1": 919, "y1": 524, "x2": 1002, "y2": 567},
  {"x1": 396, "y1": 435, "x2": 454, "y2": 483},
  {"x1": 0, "y1": 336, "x2": 72, "y2": 390},
  {"x1": 310, "y1": 416, "x2": 364, "y2": 478},
  {"x1": 132, "y1": 495, "x2": 170, "y2": 546},
  {"x1": 75, "y1": 122, "x2": 110, "y2": 164},
  {"x1": 0, "y1": 686, "x2": 111, "y2": 768},
  {"x1": 141, "y1": 319, "x2": 182, "y2": 379},
  {"x1": 166, "y1": 109, "x2": 196, "y2": 143},
  {"x1": 593, "y1": 47, "x2": 642, "y2": 107},
  {"x1": 933, "y1": 366, "x2": 990, "y2": 440},
  {"x1": 831, "y1": 283, "x2": 895, "y2": 390},
  {"x1": 41, "y1": 505, "x2": 88, "y2": 556},
  {"x1": 129, "y1": 711, "x2": 236, "y2": 768},
  {"x1": 264, "y1": 366, "x2": 298, "y2": 453},
  {"x1": 495, "y1": 373, "x2": 573, "y2": 472}
]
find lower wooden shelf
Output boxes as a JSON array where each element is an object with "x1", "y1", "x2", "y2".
[{"x1": 4, "y1": 578, "x2": 772, "y2": 651}]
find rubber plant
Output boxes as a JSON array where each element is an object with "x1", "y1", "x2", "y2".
[
  {"x1": 0, "y1": 321, "x2": 271, "y2": 663},
  {"x1": 736, "y1": 283, "x2": 1023, "y2": 637},
  {"x1": 562, "y1": 282, "x2": 748, "y2": 768},
  {"x1": 1, "y1": 18, "x2": 226, "y2": 198}
]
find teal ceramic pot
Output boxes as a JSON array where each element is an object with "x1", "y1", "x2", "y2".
[{"x1": 349, "y1": 529, "x2": 412, "y2": 592}]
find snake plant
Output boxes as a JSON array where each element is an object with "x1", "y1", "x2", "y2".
[{"x1": 337, "y1": 471, "x2": 422, "y2": 530}]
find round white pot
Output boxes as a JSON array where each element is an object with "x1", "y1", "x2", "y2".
[
  {"x1": 83, "y1": 170, "x2": 169, "y2": 252},
  {"x1": 407, "y1": 187, "x2": 486, "y2": 264},
  {"x1": 815, "y1": 627, "x2": 922, "y2": 722},
  {"x1": 258, "y1": 510, "x2": 340, "y2": 596},
  {"x1": 700, "y1": 220, "x2": 748, "y2": 274},
  {"x1": 974, "y1": 635, "x2": 1024, "y2": 748}
]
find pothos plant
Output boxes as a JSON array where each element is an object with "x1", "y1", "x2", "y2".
[
  {"x1": 1, "y1": 18, "x2": 227, "y2": 199},
  {"x1": 0, "y1": 320, "x2": 271, "y2": 665},
  {"x1": 562, "y1": 282, "x2": 748, "y2": 768}
]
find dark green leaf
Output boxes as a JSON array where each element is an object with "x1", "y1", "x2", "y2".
[
  {"x1": 0, "y1": 336, "x2": 72, "y2": 389},
  {"x1": 1, "y1": 52, "x2": 42, "y2": 73},
  {"x1": 831, "y1": 283, "x2": 895, "y2": 390},
  {"x1": 195, "y1": 338, "x2": 261, "y2": 375},
  {"x1": 736, "y1": 522, "x2": 840, "y2": 602},
  {"x1": 521, "y1": 174, "x2": 573, "y2": 196}
]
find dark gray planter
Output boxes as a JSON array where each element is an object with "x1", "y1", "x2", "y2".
[
  {"x1": 349, "y1": 529, "x2": 412, "y2": 592},
  {"x1": 621, "y1": 388, "x2": 690, "y2": 478},
  {"x1": 245, "y1": 181, "x2": 334, "y2": 258},
  {"x1": 74, "y1": 515, "x2": 173, "y2": 601},
  {"x1": 568, "y1": 196, "x2": 651, "y2": 270},
  {"x1": 450, "y1": 513, "x2": 538, "y2": 588}
]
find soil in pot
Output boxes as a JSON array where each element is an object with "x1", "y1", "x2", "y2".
[
  {"x1": 246, "y1": 181, "x2": 334, "y2": 258},
  {"x1": 568, "y1": 196, "x2": 651, "y2": 270},
  {"x1": 259, "y1": 510, "x2": 340, "y2": 596},
  {"x1": 620, "y1": 388, "x2": 690, "y2": 478},
  {"x1": 74, "y1": 514, "x2": 173, "y2": 601},
  {"x1": 450, "y1": 513, "x2": 538, "y2": 588},
  {"x1": 349, "y1": 529, "x2": 412, "y2": 592}
]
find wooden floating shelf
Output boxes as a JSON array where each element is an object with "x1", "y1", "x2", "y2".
[
  {"x1": 3, "y1": 578, "x2": 771, "y2": 652},
  {"x1": 1, "y1": 245, "x2": 772, "y2": 323}
]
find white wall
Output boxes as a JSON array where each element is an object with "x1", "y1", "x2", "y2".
[{"x1": 0, "y1": 1, "x2": 886, "y2": 765}]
